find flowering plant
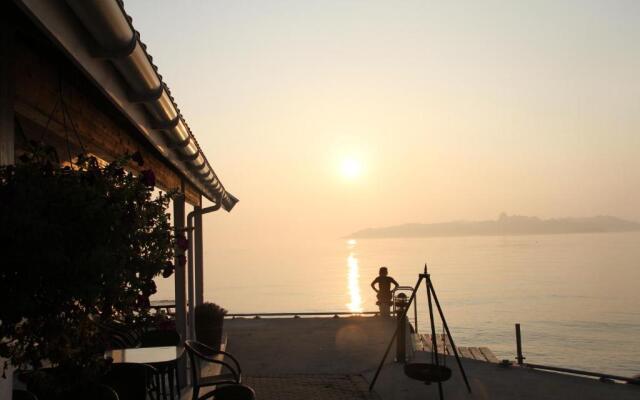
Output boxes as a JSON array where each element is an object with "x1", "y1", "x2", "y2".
[{"x1": 0, "y1": 143, "x2": 176, "y2": 380}]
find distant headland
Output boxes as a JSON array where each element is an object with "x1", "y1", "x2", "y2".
[{"x1": 349, "y1": 214, "x2": 640, "y2": 239}]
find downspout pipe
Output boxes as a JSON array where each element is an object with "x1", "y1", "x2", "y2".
[{"x1": 186, "y1": 199, "x2": 222, "y2": 340}]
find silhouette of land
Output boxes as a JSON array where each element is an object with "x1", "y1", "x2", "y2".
[{"x1": 350, "y1": 214, "x2": 640, "y2": 239}]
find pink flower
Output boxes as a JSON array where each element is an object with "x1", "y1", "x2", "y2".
[
  {"x1": 140, "y1": 169, "x2": 156, "y2": 187},
  {"x1": 131, "y1": 151, "x2": 144, "y2": 166},
  {"x1": 176, "y1": 235, "x2": 189, "y2": 251}
]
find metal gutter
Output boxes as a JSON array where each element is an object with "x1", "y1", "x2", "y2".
[
  {"x1": 186, "y1": 202, "x2": 222, "y2": 339},
  {"x1": 17, "y1": 0, "x2": 237, "y2": 210}
]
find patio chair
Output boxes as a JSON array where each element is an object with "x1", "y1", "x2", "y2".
[
  {"x1": 140, "y1": 329, "x2": 182, "y2": 399},
  {"x1": 96, "y1": 319, "x2": 142, "y2": 349},
  {"x1": 12, "y1": 390, "x2": 39, "y2": 400},
  {"x1": 198, "y1": 384, "x2": 255, "y2": 400},
  {"x1": 184, "y1": 340, "x2": 243, "y2": 400},
  {"x1": 102, "y1": 362, "x2": 160, "y2": 400},
  {"x1": 140, "y1": 329, "x2": 181, "y2": 347}
]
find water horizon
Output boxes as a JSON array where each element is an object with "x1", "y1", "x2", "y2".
[{"x1": 153, "y1": 231, "x2": 640, "y2": 377}]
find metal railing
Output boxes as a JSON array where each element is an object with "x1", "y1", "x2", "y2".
[
  {"x1": 226, "y1": 311, "x2": 379, "y2": 318},
  {"x1": 524, "y1": 363, "x2": 639, "y2": 384},
  {"x1": 392, "y1": 286, "x2": 418, "y2": 332},
  {"x1": 514, "y1": 323, "x2": 640, "y2": 385}
]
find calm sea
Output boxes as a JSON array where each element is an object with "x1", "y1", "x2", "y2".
[{"x1": 155, "y1": 231, "x2": 640, "y2": 377}]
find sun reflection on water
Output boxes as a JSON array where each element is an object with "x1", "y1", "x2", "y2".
[{"x1": 346, "y1": 240, "x2": 363, "y2": 312}]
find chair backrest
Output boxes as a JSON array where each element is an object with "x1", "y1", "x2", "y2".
[
  {"x1": 185, "y1": 339, "x2": 242, "y2": 388},
  {"x1": 102, "y1": 363, "x2": 156, "y2": 400},
  {"x1": 69, "y1": 384, "x2": 120, "y2": 400},
  {"x1": 184, "y1": 340, "x2": 204, "y2": 386},
  {"x1": 210, "y1": 384, "x2": 255, "y2": 400},
  {"x1": 184, "y1": 340, "x2": 226, "y2": 385},
  {"x1": 185, "y1": 339, "x2": 219, "y2": 359},
  {"x1": 96, "y1": 319, "x2": 142, "y2": 349},
  {"x1": 139, "y1": 329, "x2": 180, "y2": 348}
]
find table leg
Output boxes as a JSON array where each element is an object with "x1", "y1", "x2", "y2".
[
  {"x1": 168, "y1": 368, "x2": 175, "y2": 400},
  {"x1": 161, "y1": 370, "x2": 167, "y2": 400}
]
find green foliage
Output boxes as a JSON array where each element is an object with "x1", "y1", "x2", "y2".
[
  {"x1": 195, "y1": 302, "x2": 227, "y2": 320},
  {"x1": 0, "y1": 145, "x2": 176, "y2": 377}
]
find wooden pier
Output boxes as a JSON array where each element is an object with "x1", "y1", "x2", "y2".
[{"x1": 413, "y1": 333, "x2": 500, "y2": 363}]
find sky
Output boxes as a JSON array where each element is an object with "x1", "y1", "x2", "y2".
[{"x1": 125, "y1": 0, "x2": 640, "y2": 243}]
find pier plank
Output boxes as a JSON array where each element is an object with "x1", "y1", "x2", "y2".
[
  {"x1": 458, "y1": 347, "x2": 472, "y2": 359},
  {"x1": 479, "y1": 347, "x2": 499, "y2": 363},
  {"x1": 411, "y1": 334, "x2": 423, "y2": 352},
  {"x1": 420, "y1": 334, "x2": 429, "y2": 350},
  {"x1": 468, "y1": 347, "x2": 487, "y2": 361},
  {"x1": 441, "y1": 334, "x2": 454, "y2": 355},
  {"x1": 420, "y1": 334, "x2": 433, "y2": 352},
  {"x1": 432, "y1": 334, "x2": 446, "y2": 354},
  {"x1": 420, "y1": 334, "x2": 498, "y2": 363}
]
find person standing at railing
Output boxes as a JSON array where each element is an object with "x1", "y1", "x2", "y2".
[{"x1": 371, "y1": 267, "x2": 399, "y2": 317}]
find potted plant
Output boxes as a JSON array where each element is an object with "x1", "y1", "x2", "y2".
[
  {"x1": 194, "y1": 303, "x2": 227, "y2": 349},
  {"x1": 0, "y1": 144, "x2": 177, "y2": 398}
]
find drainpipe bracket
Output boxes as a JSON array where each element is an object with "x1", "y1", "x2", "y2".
[
  {"x1": 128, "y1": 84, "x2": 164, "y2": 103},
  {"x1": 90, "y1": 31, "x2": 138, "y2": 59},
  {"x1": 152, "y1": 115, "x2": 180, "y2": 130}
]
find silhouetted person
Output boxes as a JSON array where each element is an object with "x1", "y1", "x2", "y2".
[{"x1": 371, "y1": 267, "x2": 399, "y2": 317}]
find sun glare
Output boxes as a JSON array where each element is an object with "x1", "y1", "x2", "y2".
[
  {"x1": 347, "y1": 253, "x2": 363, "y2": 313},
  {"x1": 341, "y1": 158, "x2": 362, "y2": 179}
]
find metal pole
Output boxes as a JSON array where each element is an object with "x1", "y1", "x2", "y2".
[
  {"x1": 173, "y1": 194, "x2": 187, "y2": 384},
  {"x1": 414, "y1": 295, "x2": 418, "y2": 334},
  {"x1": 427, "y1": 279, "x2": 444, "y2": 400},
  {"x1": 369, "y1": 274, "x2": 424, "y2": 391},
  {"x1": 186, "y1": 212, "x2": 195, "y2": 340},
  {"x1": 428, "y1": 275, "x2": 472, "y2": 393},
  {"x1": 190, "y1": 200, "x2": 221, "y2": 310},
  {"x1": 396, "y1": 305, "x2": 406, "y2": 363},
  {"x1": 524, "y1": 363, "x2": 638, "y2": 384},
  {"x1": 194, "y1": 205, "x2": 204, "y2": 306},
  {"x1": 515, "y1": 323, "x2": 524, "y2": 365}
]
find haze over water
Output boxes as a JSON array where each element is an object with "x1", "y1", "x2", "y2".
[
  {"x1": 128, "y1": 0, "x2": 640, "y2": 380},
  {"x1": 153, "y1": 231, "x2": 640, "y2": 377}
]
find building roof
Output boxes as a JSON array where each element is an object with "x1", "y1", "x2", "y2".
[{"x1": 15, "y1": 0, "x2": 238, "y2": 210}]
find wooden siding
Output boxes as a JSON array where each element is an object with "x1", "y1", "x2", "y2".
[
  {"x1": 11, "y1": 28, "x2": 201, "y2": 206},
  {"x1": 0, "y1": 12, "x2": 14, "y2": 165}
]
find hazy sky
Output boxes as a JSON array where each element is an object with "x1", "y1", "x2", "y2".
[{"x1": 125, "y1": 0, "x2": 640, "y2": 242}]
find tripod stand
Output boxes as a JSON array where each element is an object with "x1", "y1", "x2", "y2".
[{"x1": 369, "y1": 265, "x2": 472, "y2": 399}]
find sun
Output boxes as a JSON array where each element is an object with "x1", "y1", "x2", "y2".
[{"x1": 341, "y1": 158, "x2": 362, "y2": 179}]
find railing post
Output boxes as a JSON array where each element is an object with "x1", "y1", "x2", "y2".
[
  {"x1": 515, "y1": 323, "x2": 525, "y2": 365},
  {"x1": 395, "y1": 295, "x2": 408, "y2": 362},
  {"x1": 414, "y1": 299, "x2": 418, "y2": 333}
]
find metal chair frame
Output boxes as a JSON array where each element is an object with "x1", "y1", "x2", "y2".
[{"x1": 184, "y1": 340, "x2": 242, "y2": 400}]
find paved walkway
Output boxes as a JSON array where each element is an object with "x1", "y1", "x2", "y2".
[
  {"x1": 224, "y1": 317, "x2": 640, "y2": 400},
  {"x1": 244, "y1": 374, "x2": 379, "y2": 400},
  {"x1": 225, "y1": 317, "x2": 397, "y2": 375},
  {"x1": 365, "y1": 351, "x2": 640, "y2": 400}
]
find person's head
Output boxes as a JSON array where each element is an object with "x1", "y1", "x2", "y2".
[{"x1": 379, "y1": 267, "x2": 388, "y2": 276}]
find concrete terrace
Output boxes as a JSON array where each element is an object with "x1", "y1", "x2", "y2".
[
  {"x1": 224, "y1": 316, "x2": 639, "y2": 400},
  {"x1": 225, "y1": 316, "x2": 394, "y2": 399}
]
